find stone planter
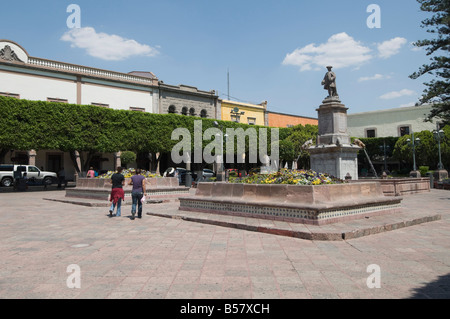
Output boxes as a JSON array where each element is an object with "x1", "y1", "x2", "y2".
[
  {"x1": 66, "y1": 177, "x2": 190, "y2": 201},
  {"x1": 179, "y1": 182, "x2": 402, "y2": 225},
  {"x1": 356, "y1": 178, "x2": 430, "y2": 196}
]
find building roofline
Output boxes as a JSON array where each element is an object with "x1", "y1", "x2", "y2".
[
  {"x1": 221, "y1": 99, "x2": 267, "y2": 109},
  {"x1": 0, "y1": 39, "x2": 30, "y2": 56},
  {"x1": 267, "y1": 110, "x2": 318, "y2": 120},
  {"x1": 159, "y1": 82, "x2": 218, "y2": 97},
  {"x1": 0, "y1": 39, "x2": 159, "y2": 87},
  {"x1": 348, "y1": 104, "x2": 432, "y2": 116}
]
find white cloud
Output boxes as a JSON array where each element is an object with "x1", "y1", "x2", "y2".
[
  {"x1": 282, "y1": 32, "x2": 372, "y2": 71},
  {"x1": 61, "y1": 27, "x2": 159, "y2": 61},
  {"x1": 380, "y1": 89, "x2": 415, "y2": 100},
  {"x1": 377, "y1": 37, "x2": 407, "y2": 59},
  {"x1": 409, "y1": 42, "x2": 423, "y2": 52},
  {"x1": 358, "y1": 74, "x2": 390, "y2": 82}
]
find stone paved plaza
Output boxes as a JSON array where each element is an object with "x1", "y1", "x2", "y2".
[{"x1": 0, "y1": 186, "x2": 449, "y2": 299}]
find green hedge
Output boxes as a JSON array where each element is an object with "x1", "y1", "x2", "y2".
[{"x1": 0, "y1": 96, "x2": 278, "y2": 156}]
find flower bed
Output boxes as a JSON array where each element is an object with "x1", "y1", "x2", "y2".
[{"x1": 229, "y1": 169, "x2": 343, "y2": 186}]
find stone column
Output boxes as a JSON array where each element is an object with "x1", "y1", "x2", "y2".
[
  {"x1": 27, "y1": 150, "x2": 37, "y2": 166},
  {"x1": 308, "y1": 97, "x2": 361, "y2": 180},
  {"x1": 114, "y1": 152, "x2": 122, "y2": 169}
]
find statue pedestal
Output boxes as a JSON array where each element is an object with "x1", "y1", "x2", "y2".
[
  {"x1": 309, "y1": 97, "x2": 361, "y2": 180},
  {"x1": 309, "y1": 144, "x2": 360, "y2": 180}
]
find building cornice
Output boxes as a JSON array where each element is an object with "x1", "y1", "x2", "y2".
[{"x1": 0, "y1": 39, "x2": 159, "y2": 88}]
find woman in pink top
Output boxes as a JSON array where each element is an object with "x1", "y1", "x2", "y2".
[{"x1": 86, "y1": 167, "x2": 96, "y2": 178}]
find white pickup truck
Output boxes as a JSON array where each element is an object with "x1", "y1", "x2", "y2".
[{"x1": 0, "y1": 164, "x2": 58, "y2": 187}]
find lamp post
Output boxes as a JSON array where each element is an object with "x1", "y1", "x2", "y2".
[
  {"x1": 433, "y1": 125, "x2": 448, "y2": 182},
  {"x1": 406, "y1": 132, "x2": 420, "y2": 178},
  {"x1": 379, "y1": 140, "x2": 390, "y2": 174},
  {"x1": 213, "y1": 121, "x2": 228, "y2": 181}
]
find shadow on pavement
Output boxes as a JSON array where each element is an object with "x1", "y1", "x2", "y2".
[
  {"x1": 409, "y1": 273, "x2": 450, "y2": 299},
  {"x1": 0, "y1": 182, "x2": 76, "y2": 193}
]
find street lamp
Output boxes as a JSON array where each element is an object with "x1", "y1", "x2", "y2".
[
  {"x1": 433, "y1": 129, "x2": 445, "y2": 170},
  {"x1": 379, "y1": 140, "x2": 391, "y2": 174},
  {"x1": 406, "y1": 132, "x2": 420, "y2": 177},
  {"x1": 213, "y1": 121, "x2": 229, "y2": 181},
  {"x1": 433, "y1": 126, "x2": 448, "y2": 182}
]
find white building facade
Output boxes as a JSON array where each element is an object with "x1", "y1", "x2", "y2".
[
  {"x1": 347, "y1": 105, "x2": 439, "y2": 138},
  {"x1": 0, "y1": 39, "x2": 219, "y2": 179}
]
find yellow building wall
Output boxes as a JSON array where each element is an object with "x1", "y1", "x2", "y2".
[{"x1": 221, "y1": 100, "x2": 266, "y2": 126}]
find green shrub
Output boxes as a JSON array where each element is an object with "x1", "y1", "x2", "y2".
[
  {"x1": 120, "y1": 151, "x2": 137, "y2": 167},
  {"x1": 419, "y1": 166, "x2": 429, "y2": 176}
]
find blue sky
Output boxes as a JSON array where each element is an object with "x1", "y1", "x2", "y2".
[{"x1": 1, "y1": 0, "x2": 435, "y2": 118}]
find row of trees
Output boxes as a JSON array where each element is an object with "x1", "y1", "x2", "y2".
[
  {"x1": 1, "y1": 96, "x2": 448, "y2": 174},
  {"x1": 0, "y1": 96, "x2": 286, "y2": 172}
]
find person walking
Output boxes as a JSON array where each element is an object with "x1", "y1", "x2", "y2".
[
  {"x1": 129, "y1": 168, "x2": 146, "y2": 220},
  {"x1": 109, "y1": 167, "x2": 125, "y2": 217},
  {"x1": 57, "y1": 167, "x2": 66, "y2": 189}
]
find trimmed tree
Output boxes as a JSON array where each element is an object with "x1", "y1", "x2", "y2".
[{"x1": 410, "y1": 0, "x2": 450, "y2": 124}]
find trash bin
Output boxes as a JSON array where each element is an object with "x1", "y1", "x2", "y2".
[
  {"x1": 185, "y1": 172, "x2": 192, "y2": 188},
  {"x1": 17, "y1": 178, "x2": 27, "y2": 191}
]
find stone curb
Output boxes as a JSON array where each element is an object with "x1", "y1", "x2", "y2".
[{"x1": 146, "y1": 211, "x2": 441, "y2": 241}]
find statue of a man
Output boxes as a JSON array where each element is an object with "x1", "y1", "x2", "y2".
[{"x1": 321, "y1": 66, "x2": 338, "y2": 98}]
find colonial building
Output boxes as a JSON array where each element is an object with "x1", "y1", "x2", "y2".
[
  {"x1": 267, "y1": 111, "x2": 318, "y2": 128},
  {"x1": 221, "y1": 100, "x2": 268, "y2": 126},
  {"x1": 158, "y1": 82, "x2": 220, "y2": 120},
  {"x1": 0, "y1": 39, "x2": 219, "y2": 179},
  {"x1": 347, "y1": 104, "x2": 439, "y2": 138}
]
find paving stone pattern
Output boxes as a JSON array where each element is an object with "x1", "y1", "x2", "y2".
[{"x1": 0, "y1": 187, "x2": 449, "y2": 299}]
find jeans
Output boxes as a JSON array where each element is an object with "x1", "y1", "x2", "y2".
[
  {"x1": 131, "y1": 192, "x2": 144, "y2": 217},
  {"x1": 110, "y1": 199, "x2": 122, "y2": 217}
]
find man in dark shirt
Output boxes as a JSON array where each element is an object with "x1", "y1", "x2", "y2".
[{"x1": 109, "y1": 167, "x2": 125, "y2": 217}]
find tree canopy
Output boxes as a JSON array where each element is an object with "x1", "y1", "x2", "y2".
[{"x1": 410, "y1": 0, "x2": 450, "y2": 124}]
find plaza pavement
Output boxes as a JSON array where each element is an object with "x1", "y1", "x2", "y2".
[{"x1": 0, "y1": 185, "x2": 449, "y2": 300}]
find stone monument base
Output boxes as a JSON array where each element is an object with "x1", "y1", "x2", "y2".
[
  {"x1": 309, "y1": 144, "x2": 360, "y2": 180},
  {"x1": 179, "y1": 182, "x2": 402, "y2": 226}
]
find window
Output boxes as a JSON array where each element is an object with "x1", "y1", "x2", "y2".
[
  {"x1": 365, "y1": 129, "x2": 376, "y2": 138},
  {"x1": 91, "y1": 102, "x2": 109, "y2": 108},
  {"x1": 189, "y1": 108, "x2": 196, "y2": 116},
  {"x1": 168, "y1": 105, "x2": 176, "y2": 114},
  {"x1": 0, "y1": 92, "x2": 19, "y2": 99},
  {"x1": 47, "y1": 98, "x2": 68, "y2": 103},
  {"x1": 129, "y1": 107, "x2": 145, "y2": 112},
  {"x1": 181, "y1": 107, "x2": 188, "y2": 116},
  {"x1": 287, "y1": 124, "x2": 294, "y2": 128},
  {"x1": 200, "y1": 110, "x2": 207, "y2": 118},
  {"x1": 399, "y1": 126, "x2": 411, "y2": 137},
  {"x1": 231, "y1": 114, "x2": 240, "y2": 123},
  {"x1": 28, "y1": 166, "x2": 39, "y2": 173},
  {"x1": 248, "y1": 117, "x2": 256, "y2": 125}
]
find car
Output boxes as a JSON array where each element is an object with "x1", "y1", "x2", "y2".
[
  {"x1": 202, "y1": 169, "x2": 216, "y2": 179},
  {"x1": 163, "y1": 167, "x2": 216, "y2": 186},
  {"x1": 0, "y1": 164, "x2": 58, "y2": 187}
]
